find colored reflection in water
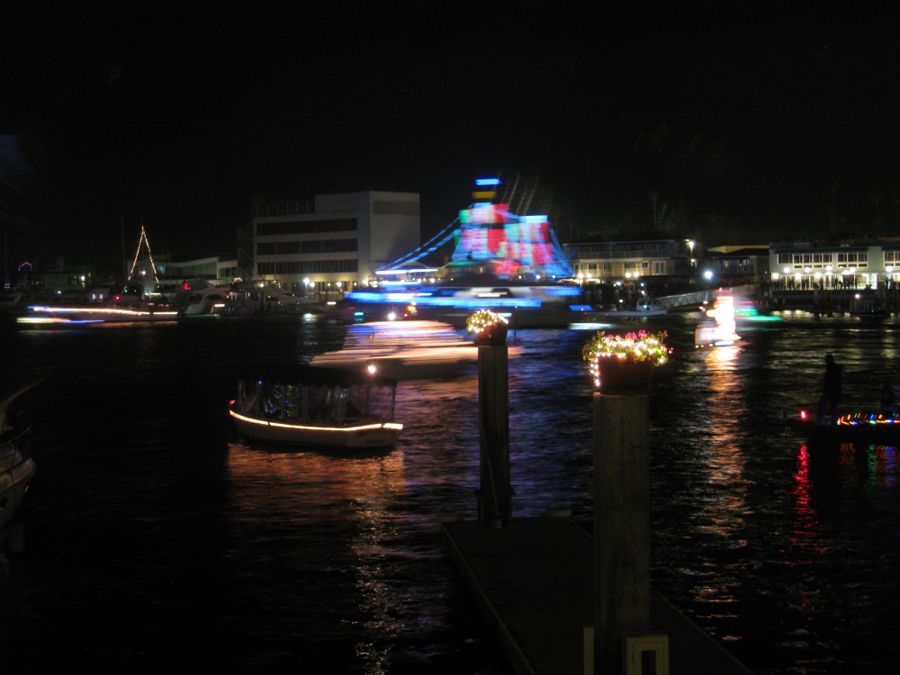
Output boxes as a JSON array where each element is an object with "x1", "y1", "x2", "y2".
[
  {"x1": 865, "y1": 444, "x2": 896, "y2": 491},
  {"x1": 833, "y1": 442, "x2": 899, "y2": 493},
  {"x1": 790, "y1": 444, "x2": 821, "y2": 555}
]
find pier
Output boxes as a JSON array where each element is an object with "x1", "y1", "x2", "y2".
[
  {"x1": 443, "y1": 517, "x2": 754, "y2": 675},
  {"x1": 449, "y1": 332, "x2": 756, "y2": 674}
]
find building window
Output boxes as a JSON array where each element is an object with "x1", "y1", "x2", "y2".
[
  {"x1": 256, "y1": 218, "x2": 358, "y2": 236},
  {"x1": 323, "y1": 239, "x2": 358, "y2": 253},
  {"x1": 257, "y1": 259, "x2": 359, "y2": 275},
  {"x1": 276, "y1": 241, "x2": 301, "y2": 255}
]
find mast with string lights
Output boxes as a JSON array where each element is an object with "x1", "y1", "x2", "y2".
[{"x1": 127, "y1": 222, "x2": 160, "y2": 290}]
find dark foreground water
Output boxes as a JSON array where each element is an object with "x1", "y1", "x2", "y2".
[{"x1": 1, "y1": 313, "x2": 898, "y2": 674}]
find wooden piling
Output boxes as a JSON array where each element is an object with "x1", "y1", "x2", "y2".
[
  {"x1": 592, "y1": 391, "x2": 651, "y2": 673},
  {"x1": 478, "y1": 344, "x2": 511, "y2": 528}
]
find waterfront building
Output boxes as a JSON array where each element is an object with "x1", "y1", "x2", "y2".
[
  {"x1": 768, "y1": 240, "x2": 899, "y2": 290},
  {"x1": 705, "y1": 244, "x2": 770, "y2": 289},
  {"x1": 563, "y1": 239, "x2": 693, "y2": 283},
  {"x1": 157, "y1": 256, "x2": 239, "y2": 286},
  {"x1": 18, "y1": 262, "x2": 98, "y2": 302},
  {"x1": 251, "y1": 191, "x2": 420, "y2": 297}
]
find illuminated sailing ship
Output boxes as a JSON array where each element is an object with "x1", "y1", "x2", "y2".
[{"x1": 347, "y1": 178, "x2": 585, "y2": 325}]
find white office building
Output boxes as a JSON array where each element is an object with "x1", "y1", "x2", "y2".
[{"x1": 252, "y1": 191, "x2": 420, "y2": 296}]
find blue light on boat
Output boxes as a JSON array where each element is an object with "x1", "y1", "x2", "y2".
[
  {"x1": 544, "y1": 286, "x2": 582, "y2": 297},
  {"x1": 475, "y1": 178, "x2": 501, "y2": 186}
]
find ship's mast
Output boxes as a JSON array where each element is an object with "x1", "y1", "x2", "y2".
[{"x1": 127, "y1": 221, "x2": 160, "y2": 285}]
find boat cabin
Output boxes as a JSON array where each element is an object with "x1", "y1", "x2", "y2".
[{"x1": 232, "y1": 365, "x2": 398, "y2": 425}]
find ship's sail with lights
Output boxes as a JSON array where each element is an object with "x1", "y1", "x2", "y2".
[
  {"x1": 347, "y1": 178, "x2": 585, "y2": 326},
  {"x1": 378, "y1": 177, "x2": 573, "y2": 281}
]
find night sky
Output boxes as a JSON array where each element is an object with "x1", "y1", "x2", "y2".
[{"x1": 2, "y1": 2, "x2": 900, "y2": 270}]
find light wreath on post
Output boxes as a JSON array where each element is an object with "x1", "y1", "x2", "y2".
[
  {"x1": 467, "y1": 309, "x2": 509, "y2": 346},
  {"x1": 581, "y1": 330, "x2": 671, "y2": 391},
  {"x1": 467, "y1": 309, "x2": 506, "y2": 333}
]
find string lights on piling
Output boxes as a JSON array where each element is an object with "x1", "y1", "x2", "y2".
[{"x1": 581, "y1": 330, "x2": 671, "y2": 388}]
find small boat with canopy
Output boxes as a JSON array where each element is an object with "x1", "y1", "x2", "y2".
[{"x1": 228, "y1": 366, "x2": 403, "y2": 449}]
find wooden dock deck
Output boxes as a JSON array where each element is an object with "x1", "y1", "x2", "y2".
[{"x1": 443, "y1": 517, "x2": 754, "y2": 675}]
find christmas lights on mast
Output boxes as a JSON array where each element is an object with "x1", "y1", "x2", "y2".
[{"x1": 127, "y1": 222, "x2": 160, "y2": 285}]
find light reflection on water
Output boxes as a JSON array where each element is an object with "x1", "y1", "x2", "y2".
[
  {"x1": 2, "y1": 315, "x2": 900, "y2": 674},
  {"x1": 226, "y1": 444, "x2": 410, "y2": 674},
  {"x1": 697, "y1": 345, "x2": 750, "y2": 546}
]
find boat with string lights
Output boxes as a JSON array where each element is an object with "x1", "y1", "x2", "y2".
[
  {"x1": 228, "y1": 366, "x2": 403, "y2": 449},
  {"x1": 17, "y1": 225, "x2": 180, "y2": 326},
  {"x1": 787, "y1": 407, "x2": 900, "y2": 444},
  {"x1": 17, "y1": 303, "x2": 179, "y2": 325},
  {"x1": 311, "y1": 317, "x2": 517, "y2": 379}
]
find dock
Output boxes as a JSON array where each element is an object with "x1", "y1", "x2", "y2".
[{"x1": 443, "y1": 517, "x2": 754, "y2": 675}]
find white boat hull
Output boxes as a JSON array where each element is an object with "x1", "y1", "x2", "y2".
[{"x1": 229, "y1": 409, "x2": 402, "y2": 449}]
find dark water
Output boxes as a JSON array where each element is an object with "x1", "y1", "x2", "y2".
[{"x1": 1, "y1": 314, "x2": 898, "y2": 674}]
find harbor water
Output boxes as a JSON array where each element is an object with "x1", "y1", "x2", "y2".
[{"x1": 1, "y1": 313, "x2": 898, "y2": 674}]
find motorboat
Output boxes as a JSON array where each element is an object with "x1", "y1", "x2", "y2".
[
  {"x1": 175, "y1": 279, "x2": 231, "y2": 316},
  {"x1": 1, "y1": 383, "x2": 38, "y2": 548},
  {"x1": 228, "y1": 366, "x2": 403, "y2": 449},
  {"x1": 310, "y1": 319, "x2": 520, "y2": 379},
  {"x1": 787, "y1": 407, "x2": 900, "y2": 445}
]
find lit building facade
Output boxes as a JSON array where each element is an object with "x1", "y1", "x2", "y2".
[
  {"x1": 768, "y1": 241, "x2": 900, "y2": 289},
  {"x1": 251, "y1": 191, "x2": 420, "y2": 295},
  {"x1": 157, "y1": 256, "x2": 239, "y2": 284},
  {"x1": 705, "y1": 245, "x2": 770, "y2": 288},
  {"x1": 563, "y1": 239, "x2": 692, "y2": 282}
]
